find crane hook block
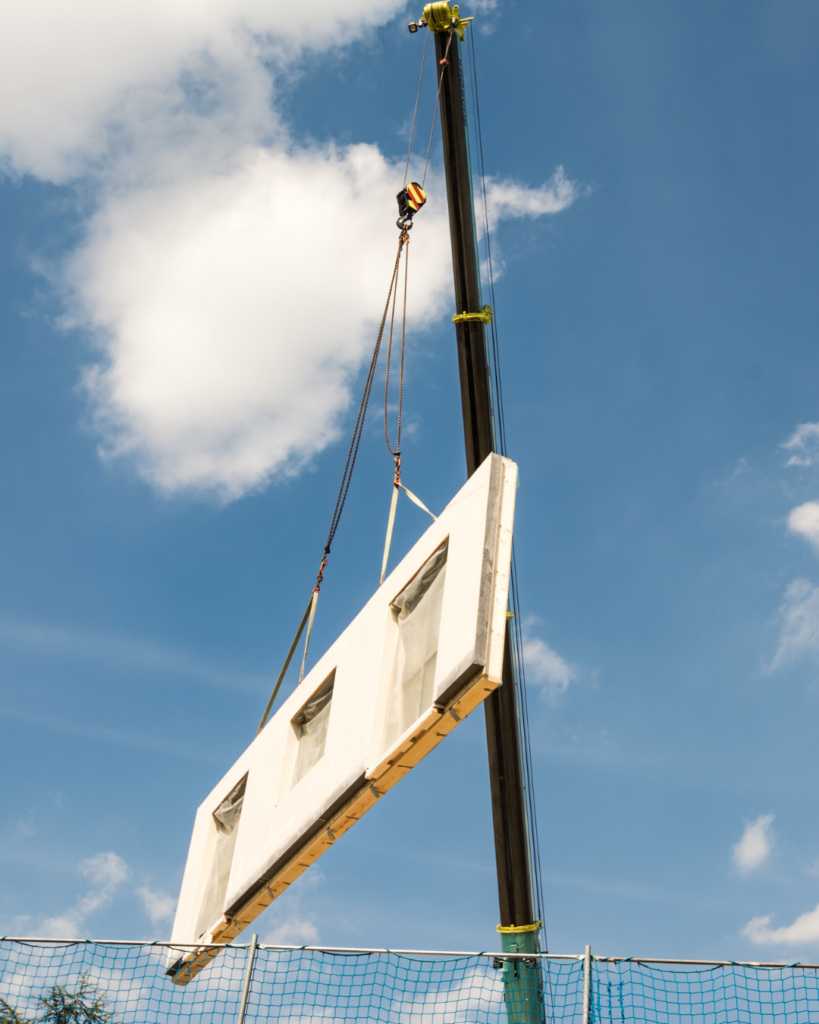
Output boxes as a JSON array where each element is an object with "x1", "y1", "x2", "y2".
[{"x1": 397, "y1": 182, "x2": 427, "y2": 223}]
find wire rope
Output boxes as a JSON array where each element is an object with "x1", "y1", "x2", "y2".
[
  {"x1": 403, "y1": 26, "x2": 430, "y2": 187},
  {"x1": 321, "y1": 26, "x2": 437, "y2": 589},
  {"x1": 262, "y1": 43, "x2": 438, "y2": 715},
  {"x1": 422, "y1": 30, "x2": 454, "y2": 188}
]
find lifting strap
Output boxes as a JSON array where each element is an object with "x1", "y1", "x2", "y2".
[
  {"x1": 256, "y1": 50, "x2": 439, "y2": 729},
  {"x1": 379, "y1": 185, "x2": 439, "y2": 585},
  {"x1": 256, "y1": 594, "x2": 314, "y2": 736},
  {"x1": 256, "y1": 227, "x2": 412, "y2": 731},
  {"x1": 298, "y1": 589, "x2": 319, "y2": 684},
  {"x1": 380, "y1": 478, "x2": 437, "y2": 586}
]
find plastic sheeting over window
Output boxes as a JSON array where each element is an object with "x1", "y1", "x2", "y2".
[
  {"x1": 195, "y1": 775, "x2": 246, "y2": 939},
  {"x1": 292, "y1": 671, "x2": 335, "y2": 788},
  {"x1": 382, "y1": 541, "x2": 448, "y2": 751}
]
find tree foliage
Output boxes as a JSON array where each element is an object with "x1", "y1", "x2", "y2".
[
  {"x1": 0, "y1": 975, "x2": 114, "y2": 1024},
  {"x1": 0, "y1": 997, "x2": 29, "y2": 1024}
]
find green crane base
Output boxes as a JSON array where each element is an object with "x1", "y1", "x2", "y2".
[{"x1": 499, "y1": 930, "x2": 543, "y2": 1024}]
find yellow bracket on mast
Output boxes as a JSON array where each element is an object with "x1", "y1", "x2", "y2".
[
  {"x1": 452, "y1": 304, "x2": 493, "y2": 325},
  {"x1": 497, "y1": 920, "x2": 543, "y2": 934},
  {"x1": 420, "y1": 1, "x2": 473, "y2": 39}
]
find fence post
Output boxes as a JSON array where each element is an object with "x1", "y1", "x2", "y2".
[
  {"x1": 236, "y1": 934, "x2": 258, "y2": 1024},
  {"x1": 582, "y1": 945, "x2": 591, "y2": 1024}
]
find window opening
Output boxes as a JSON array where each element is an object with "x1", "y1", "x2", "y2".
[
  {"x1": 382, "y1": 540, "x2": 448, "y2": 751},
  {"x1": 291, "y1": 671, "x2": 335, "y2": 788},
  {"x1": 195, "y1": 775, "x2": 246, "y2": 939}
]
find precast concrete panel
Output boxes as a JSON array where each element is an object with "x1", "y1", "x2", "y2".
[{"x1": 168, "y1": 453, "x2": 517, "y2": 982}]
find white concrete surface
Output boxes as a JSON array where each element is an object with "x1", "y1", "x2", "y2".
[{"x1": 171, "y1": 453, "x2": 517, "y2": 945}]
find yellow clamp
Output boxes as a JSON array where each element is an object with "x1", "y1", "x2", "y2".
[
  {"x1": 452, "y1": 304, "x2": 493, "y2": 325},
  {"x1": 497, "y1": 920, "x2": 542, "y2": 934},
  {"x1": 422, "y1": 2, "x2": 474, "y2": 40}
]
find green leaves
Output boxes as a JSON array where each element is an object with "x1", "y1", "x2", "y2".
[
  {"x1": 0, "y1": 996, "x2": 30, "y2": 1024},
  {"x1": 1, "y1": 975, "x2": 114, "y2": 1024}
]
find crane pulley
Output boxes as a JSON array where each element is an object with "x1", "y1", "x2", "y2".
[{"x1": 396, "y1": 181, "x2": 427, "y2": 228}]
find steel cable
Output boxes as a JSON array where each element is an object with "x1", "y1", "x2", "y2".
[
  {"x1": 316, "y1": 229, "x2": 409, "y2": 591},
  {"x1": 465, "y1": 24, "x2": 548, "y2": 950}
]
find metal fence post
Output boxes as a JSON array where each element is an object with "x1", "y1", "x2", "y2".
[
  {"x1": 236, "y1": 934, "x2": 259, "y2": 1024},
  {"x1": 582, "y1": 945, "x2": 591, "y2": 1024}
]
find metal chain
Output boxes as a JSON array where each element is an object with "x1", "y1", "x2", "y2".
[
  {"x1": 384, "y1": 233, "x2": 409, "y2": 482},
  {"x1": 316, "y1": 227, "x2": 410, "y2": 591}
]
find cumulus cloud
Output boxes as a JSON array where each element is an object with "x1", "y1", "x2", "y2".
[
  {"x1": 782, "y1": 423, "x2": 819, "y2": 468},
  {"x1": 788, "y1": 502, "x2": 819, "y2": 554},
  {"x1": 3, "y1": 0, "x2": 581, "y2": 499},
  {"x1": 732, "y1": 815, "x2": 774, "y2": 874},
  {"x1": 772, "y1": 579, "x2": 819, "y2": 668},
  {"x1": 65, "y1": 146, "x2": 576, "y2": 499},
  {"x1": 483, "y1": 168, "x2": 582, "y2": 232},
  {"x1": 40, "y1": 852, "x2": 129, "y2": 938},
  {"x1": 0, "y1": 0, "x2": 407, "y2": 181},
  {"x1": 263, "y1": 913, "x2": 319, "y2": 945},
  {"x1": 68, "y1": 150, "x2": 581, "y2": 498},
  {"x1": 744, "y1": 904, "x2": 819, "y2": 946},
  {"x1": 136, "y1": 886, "x2": 177, "y2": 925},
  {"x1": 70, "y1": 145, "x2": 455, "y2": 497},
  {"x1": 80, "y1": 851, "x2": 129, "y2": 889},
  {"x1": 522, "y1": 635, "x2": 577, "y2": 701}
]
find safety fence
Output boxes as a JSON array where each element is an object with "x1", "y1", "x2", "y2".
[{"x1": 1, "y1": 938, "x2": 818, "y2": 1024}]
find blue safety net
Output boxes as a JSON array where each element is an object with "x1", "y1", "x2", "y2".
[
  {"x1": 0, "y1": 940, "x2": 816, "y2": 1024},
  {"x1": 590, "y1": 959, "x2": 819, "y2": 1024}
]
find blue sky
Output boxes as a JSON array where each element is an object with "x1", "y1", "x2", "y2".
[{"x1": 3, "y1": 0, "x2": 819, "y2": 962}]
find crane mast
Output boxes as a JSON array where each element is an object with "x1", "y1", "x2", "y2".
[{"x1": 418, "y1": 0, "x2": 543, "y2": 983}]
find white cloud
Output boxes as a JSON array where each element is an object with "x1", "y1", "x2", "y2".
[
  {"x1": 522, "y1": 635, "x2": 577, "y2": 701},
  {"x1": 0, "y1": 0, "x2": 407, "y2": 182},
  {"x1": 2, "y1": 0, "x2": 581, "y2": 500},
  {"x1": 483, "y1": 168, "x2": 582, "y2": 232},
  {"x1": 788, "y1": 501, "x2": 819, "y2": 554},
  {"x1": 66, "y1": 155, "x2": 580, "y2": 502},
  {"x1": 38, "y1": 915, "x2": 84, "y2": 940},
  {"x1": 79, "y1": 851, "x2": 129, "y2": 888},
  {"x1": 782, "y1": 423, "x2": 819, "y2": 468},
  {"x1": 732, "y1": 815, "x2": 774, "y2": 874},
  {"x1": 744, "y1": 904, "x2": 819, "y2": 946},
  {"x1": 70, "y1": 147, "x2": 453, "y2": 498},
  {"x1": 40, "y1": 852, "x2": 129, "y2": 938},
  {"x1": 136, "y1": 886, "x2": 177, "y2": 925},
  {"x1": 772, "y1": 579, "x2": 819, "y2": 668},
  {"x1": 263, "y1": 914, "x2": 319, "y2": 945}
]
